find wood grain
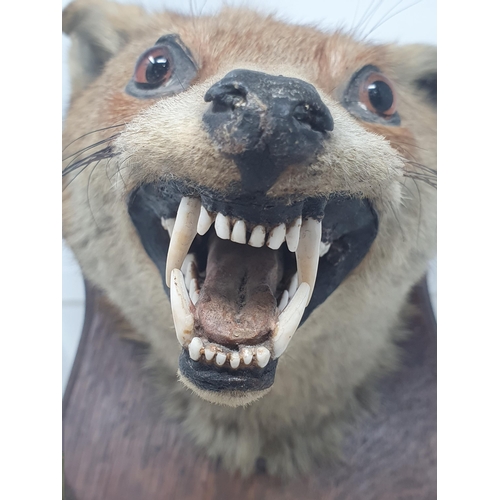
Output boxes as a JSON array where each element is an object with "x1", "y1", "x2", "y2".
[{"x1": 63, "y1": 280, "x2": 436, "y2": 500}]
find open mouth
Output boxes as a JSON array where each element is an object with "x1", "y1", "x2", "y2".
[{"x1": 128, "y1": 181, "x2": 378, "y2": 396}]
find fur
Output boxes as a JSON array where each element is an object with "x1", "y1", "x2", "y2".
[{"x1": 62, "y1": 0, "x2": 436, "y2": 477}]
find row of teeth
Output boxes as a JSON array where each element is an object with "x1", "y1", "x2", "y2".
[
  {"x1": 164, "y1": 196, "x2": 328, "y2": 363},
  {"x1": 164, "y1": 206, "x2": 302, "y2": 251},
  {"x1": 188, "y1": 337, "x2": 273, "y2": 369},
  {"x1": 163, "y1": 213, "x2": 331, "y2": 259}
]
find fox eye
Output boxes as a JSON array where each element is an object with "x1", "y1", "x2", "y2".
[
  {"x1": 125, "y1": 34, "x2": 198, "y2": 100},
  {"x1": 344, "y1": 66, "x2": 400, "y2": 126},
  {"x1": 133, "y1": 46, "x2": 173, "y2": 88},
  {"x1": 360, "y1": 72, "x2": 397, "y2": 117}
]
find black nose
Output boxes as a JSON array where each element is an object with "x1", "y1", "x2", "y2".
[{"x1": 203, "y1": 69, "x2": 333, "y2": 193}]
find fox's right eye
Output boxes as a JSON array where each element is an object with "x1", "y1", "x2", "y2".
[
  {"x1": 133, "y1": 46, "x2": 173, "y2": 88},
  {"x1": 125, "y1": 34, "x2": 198, "y2": 100}
]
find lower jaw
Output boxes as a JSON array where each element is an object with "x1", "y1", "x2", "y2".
[
  {"x1": 178, "y1": 372, "x2": 273, "y2": 407},
  {"x1": 178, "y1": 348, "x2": 278, "y2": 398}
]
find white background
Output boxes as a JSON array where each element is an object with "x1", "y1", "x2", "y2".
[{"x1": 62, "y1": 0, "x2": 437, "y2": 392}]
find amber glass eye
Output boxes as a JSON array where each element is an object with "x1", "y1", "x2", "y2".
[
  {"x1": 133, "y1": 46, "x2": 173, "y2": 87},
  {"x1": 359, "y1": 72, "x2": 397, "y2": 117}
]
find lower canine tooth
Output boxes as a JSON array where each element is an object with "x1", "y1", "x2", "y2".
[
  {"x1": 166, "y1": 197, "x2": 201, "y2": 287},
  {"x1": 296, "y1": 218, "x2": 322, "y2": 304},
  {"x1": 241, "y1": 348, "x2": 253, "y2": 365},
  {"x1": 216, "y1": 352, "x2": 227, "y2": 366},
  {"x1": 230, "y1": 352, "x2": 240, "y2": 369},
  {"x1": 188, "y1": 337, "x2": 203, "y2": 361},
  {"x1": 272, "y1": 282, "x2": 310, "y2": 359},
  {"x1": 170, "y1": 269, "x2": 194, "y2": 347},
  {"x1": 256, "y1": 347, "x2": 271, "y2": 368}
]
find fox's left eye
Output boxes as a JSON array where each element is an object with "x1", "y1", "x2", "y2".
[
  {"x1": 361, "y1": 73, "x2": 397, "y2": 117},
  {"x1": 343, "y1": 65, "x2": 400, "y2": 126},
  {"x1": 133, "y1": 46, "x2": 173, "y2": 87}
]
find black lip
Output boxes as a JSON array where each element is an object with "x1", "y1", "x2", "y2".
[{"x1": 179, "y1": 349, "x2": 278, "y2": 392}]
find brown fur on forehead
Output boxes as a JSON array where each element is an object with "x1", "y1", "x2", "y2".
[{"x1": 170, "y1": 8, "x2": 386, "y2": 86}]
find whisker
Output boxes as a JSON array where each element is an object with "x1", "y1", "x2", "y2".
[
  {"x1": 62, "y1": 133, "x2": 121, "y2": 162},
  {"x1": 62, "y1": 123, "x2": 127, "y2": 153},
  {"x1": 364, "y1": 0, "x2": 423, "y2": 39},
  {"x1": 62, "y1": 145, "x2": 118, "y2": 177},
  {"x1": 403, "y1": 173, "x2": 437, "y2": 189},
  {"x1": 404, "y1": 160, "x2": 437, "y2": 175}
]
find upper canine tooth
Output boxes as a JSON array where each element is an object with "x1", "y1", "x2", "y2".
[
  {"x1": 165, "y1": 197, "x2": 201, "y2": 287},
  {"x1": 286, "y1": 217, "x2": 302, "y2": 253},
  {"x1": 295, "y1": 218, "x2": 322, "y2": 304},
  {"x1": 170, "y1": 269, "x2": 194, "y2": 347},
  {"x1": 267, "y1": 223, "x2": 286, "y2": 250},
  {"x1": 272, "y1": 282, "x2": 310, "y2": 358},
  {"x1": 231, "y1": 220, "x2": 247, "y2": 244},
  {"x1": 188, "y1": 337, "x2": 203, "y2": 361},
  {"x1": 256, "y1": 347, "x2": 271, "y2": 368},
  {"x1": 248, "y1": 225, "x2": 266, "y2": 247},
  {"x1": 161, "y1": 217, "x2": 176, "y2": 237},
  {"x1": 215, "y1": 213, "x2": 231, "y2": 239},
  {"x1": 197, "y1": 205, "x2": 214, "y2": 235}
]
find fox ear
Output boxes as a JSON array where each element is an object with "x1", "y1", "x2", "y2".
[
  {"x1": 62, "y1": 0, "x2": 147, "y2": 96},
  {"x1": 388, "y1": 44, "x2": 437, "y2": 106}
]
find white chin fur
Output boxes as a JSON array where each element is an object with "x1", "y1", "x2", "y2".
[{"x1": 177, "y1": 371, "x2": 272, "y2": 407}]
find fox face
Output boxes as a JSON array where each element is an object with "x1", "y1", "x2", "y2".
[{"x1": 63, "y1": 0, "x2": 436, "y2": 474}]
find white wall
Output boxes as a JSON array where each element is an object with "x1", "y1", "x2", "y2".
[{"x1": 62, "y1": 0, "x2": 437, "y2": 392}]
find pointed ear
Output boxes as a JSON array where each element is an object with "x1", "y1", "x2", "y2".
[
  {"x1": 388, "y1": 44, "x2": 437, "y2": 106},
  {"x1": 63, "y1": 0, "x2": 147, "y2": 97}
]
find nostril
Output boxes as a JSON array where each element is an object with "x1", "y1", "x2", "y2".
[
  {"x1": 292, "y1": 103, "x2": 334, "y2": 134},
  {"x1": 205, "y1": 84, "x2": 248, "y2": 113}
]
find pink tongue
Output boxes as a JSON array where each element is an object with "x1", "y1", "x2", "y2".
[{"x1": 194, "y1": 234, "x2": 283, "y2": 347}]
